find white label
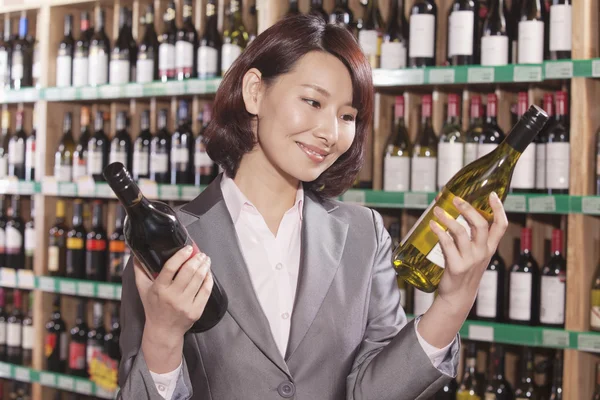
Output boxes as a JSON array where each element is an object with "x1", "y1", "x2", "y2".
[
  {"x1": 24, "y1": 227, "x2": 35, "y2": 252},
  {"x1": 25, "y1": 140, "x2": 35, "y2": 172},
  {"x1": 136, "y1": 58, "x2": 154, "y2": 83},
  {"x1": 89, "y1": 48, "x2": 108, "y2": 85},
  {"x1": 550, "y1": 5, "x2": 572, "y2": 51},
  {"x1": 8, "y1": 140, "x2": 24, "y2": 165},
  {"x1": 195, "y1": 150, "x2": 213, "y2": 168},
  {"x1": 536, "y1": 143, "x2": 546, "y2": 189},
  {"x1": 409, "y1": 14, "x2": 435, "y2": 58},
  {"x1": 437, "y1": 142, "x2": 464, "y2": 188},
  {"x1": 72, "y1": 56, "x2": 89, "y2": 86},
  {"x1": 176, "y1": 41, "x2": 194, "y2": 70},
  {"x1": 476, "y1": 270, "x2": 498, "y2": 318},
  {"x1": 6, "y1": 323, "x2": 20, "y2": 347},
  {"x1": 0, "y1": 156, "x2": 7, "y2": 178},
  {"x1": 511, "y1": 145, "x2": 536, "y2": 189},
  {"x1": 11, "y1": 51, "x2": 23, "y2": 79},
  {"x1": 381, "y1": 42, "x2": 406, "y2": 69},
  {"x1": 413, "y1": 290, "x2": 435, "y2": 316},
  {"x1": 33, "y1": 46, "x2": 40, "y2": 80},
  {"x1": 383, "y1": 155, "x2": 410, "y2": 192},
  {"x1": 401, "y1": 200, "x2": 435, "y2": 246},
  {"x1": 546, "y1": 142, "x2": 569, "y2": 189},
  {"x1": 109, "y1": 59, "x2": 130, "y2": 84},
  {"x1": 55, "y1": 164, "x2": 72, "y2": 182},
  {"x1": 154, "y1": 153, "x2": 169, "y2": 173},
  {"x1": 518, "y1": 20, "x2": 545, "y2": 64},
  {"x1": 481, "y1": 35, "x2": 509, "y2": 66},
  {"x1": 109, "y1": 149, "x2": 127, "y2": 166},
  {"x1": 358, "y1": 30, "x2": 379, "y2": 56},
  {"x1": 591, "y1": 306, "x2": 600, "y2": 330},
  {"x1": 410, "y1": 156, "x2": 436, "y2": 192},
  {"x1": 222, "y1": 44, "x2": 242, "y2": 72},
  {"x1": 6, "y1": 226, "x2": 22, "y2": 249},
  {"x1": 0, "y1": 51, "x2": 8, "y2": 82},
  {"x1": 464, "y1": 143, "x2": 478, "y2": 165},
  {"x1": 540, "y1": 275, "x2": 565, "y2": 324},
  {"x1": 477, "y1": 143, "x2": 497, "y2": 158},
  {"x1": 22, "y1": 325, "x2": 33, "y2": 350},
  {"x1": 448, "y1": 11, "x2": 474, "y2": 57},
  {"x1": 172, "y1": 147, "x2": 189, "y2": 163},
  {"x1": 133, "y1": 150, "x2": 149, "y2": 176},
  {"x1": 426, "y1": 215, "x2": 472, "y2": 268},
  {"x1": 509, "y1": 271, "x2": 532, "y2": 321},
  {"x1": 159, "y1": 44, "x2": 175, "y2": 71},
  {"x1": 73, "y1": 158, "x2": 87, "y2": 179},
  {"x1": 60, "y1": 332, "x2": 68, "y2": 361},
  {"x1": 56, "y1": 55, "x2": 72, "y2": 87},
  {"x1": 198, "y1": 46, "x2": 219, "y2": 77},
  {"x1": 87, "y1": 150, "x2": 103, "y2": 175},
  {"x1": 0, "y1": 322, "x2": 6, "y2": 345}
]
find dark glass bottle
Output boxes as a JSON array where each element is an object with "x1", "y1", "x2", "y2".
[
  {"x1": 133, "y1": 110, "x2": 152, "y2": 181},
  {"x1": 286, "y1": 0, "x2": 301, "y2": 17},
  {"x1": 409, "y1": 0, "x2": 438, "y2": 67},
  {"x1": 194, "y1": 104, "x2": 217, "y2": 186},
  {"x1": 359, "y1": 0, "x2": 385, "y2": 69},
  {"x1": 73, "y1": 107, "x2": 92, "y2": 181},
  {"x1": 475, "y1": 251, "x2": 506, "y2": 322},
  {"x1": 109, "y1": 111, "x2": 132, "y2": 172},
  {"x1": 410, "y1": 94, "x2": 438, "y2": 192},
  {"x1": 329, "y1": 0, "x2": 354, "y2": 34},
  {"x1": 150, "y1": 109, "x2": 171, "y2": 184},
  {"x1": 69, "y1": 300, "x2": 88, "y2": 377},
  {"x1": 548, "y1": 0, "x2": 571, "y2": 60},
  {"x1": 197, "y1": 0, "x2": 222, "y2": 79},
  {"x1": 457, "y1": 341, "x2": 484, "y2": 398},
  {"x1": 381, "y1": 0, "x2": 408, "y2": 69},
  {"x1": 86, "y1": 302, "x2": 105, "y2": 376},
  {"x1": 23, "y1": 199, "x2": 34, "y2": 271},
  {"x1": 103, "y1": 162, "x2": 229, "y2": 333},
  {"x1": 8, "y1": 110, "x2": 27, "y2": 180},
  {"x1": 545, "y1": 91, "x2": 570, "y2": 194},
  {"x1": 5, "y1": 196, "x2": 24, "y2": 270},
  {"x1": 56, "y1": 14, "x2": 74, "y2": 87},
  {"x1": 309, "y1": 0, "x2": 328, "y2": 23},
  {"x1": 477, "y1": 93, "x2": 506, "y2": 158},
  {"x1": 109, "y1": 7, "x2": 132, "y2": 84},
  {"x1": 104, "y1": 303, "x2": 121, "y2": 365},
  {"x1": 11, "y1": 13, "x2": 33, "y2": 90},
  {"x1": 514, "y1": 347, "x2": 539, "y2": 399},
  {"x1": 518, "y1": 0, "x2": 548, "y2": 63},
  {"x1": 45, "y1": 295, "x2": 67, "y2": 373},
  {"x1": 137, "y1": 5, "x2": 160, "y2": 83},
  {"x1": 0, "y1": 196, "x2": 6, "y2": 268},
  {"x1": 481, "y1": 0, "x2": 510, "y2": 66},
  {"x1": 86, "y1": 201, "x2": 107, "y2": 282},
  {"x1": 176, "y1": 0, "x2": 198, "y2": 80},
  {"x1": 508, "y1": 227, "x2": 540, "y2": 325},
  {"x1": 549, "y1": 351, "x2": 563, "y2": 400},
  {"x1": 66, "y1": 200, "x2": 87, "y2": 279},
  {"x1": 159, "y1": 2, "x2": 177, "y2": 82},
  {"x1": 0, "y1": 19, "x2": 12, "y2": 89},
  {"x1": 539, "y1": 229, "x2": 566, "y2": 328},
  {"x1": 48, "y1": 200, "x2": 68, "y2": 277},
  {"x1": 21, "y1": 292, "x2": 32, "y2": 367},
  {"x1": 89, "y1": 8, "x2": 110, "y2": 86},
  {"x1": 87, "y1": 111, "x2": 110, "y2": 182},
  {"x1": 73, "y1": 11, "x2": 94, "y2": 87},
  {"x1": 170, "y1": 101, "x2": 194, "y2": 184},
  {"x1": 0, "y1": 288, "x2": 6, "y2": 361},
  {"x1": 109, "y1": 206, "x2": 127, "y2": 283},
  {"x1": 25, "y1": 114, "x2": 35, "y2": 181},
  {"x1": 485, "y1": 344, "x2": 513, "y2": 399},
  {"x1": 383, "y1": 96, "x2": 411, "y2": 192},
  {"x1": 54, "y1": 112, "x2": 75, "y2": 182},
  {"x1": 447, "y1": 0, "x2": 479, "y2": 65},
  {"x1": 6, "y1": 289, "x2": 22, "y2": 364}
]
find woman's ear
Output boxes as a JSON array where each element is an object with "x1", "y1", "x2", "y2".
[{"x1": 241, "y1": 68, "x2": 263, "y2": 116}]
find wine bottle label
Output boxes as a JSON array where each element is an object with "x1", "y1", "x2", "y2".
[
  {"x1": 0, "y1": 322, "x2": 6, "y2": 345},
  {"x1": 358, "y1": 30, "x2": 380, "y2": 57},
  {"x1": 66, "y1": 237, "x2": 84, "y2": 250},
  {"x1": 383, "y1": 155, "x2": 410, "y2": 192},
  {"x1": 56, "y1": 55, "x2": 73, "y2": 87},
  {"x1": 159, "y1": 43, "x2": 176, "y2": 77},
  {"x1": 546, "y1": 142, "x2": 569, "y2": 189},
  {"x1": 8, "y1": 140, "x2": 24, "y2": 165},
  {"x1": 380, "y1": 42, "x2": 406, "y2": 69},
  {"x1": 195, "y1": 150, "x2": 213, "y2": 168},
  {"x1": 509, "y1": 271, "x2": 532, "y2": 321},
  {"x1": 5, "y1": 226, "x2": 23, "y2": 253},
  {"x1": 73, "y1": 155, "x2": 87, "y2": 179},
  {"x1": 48, "y1": 245, "x2": 60, "y2": 272},
  {"x1": 11, "y1": 51, "x2": 23, "y2": 80},
  {"x1": 33, "y1": 45, "x2": 40, "y2": 80},
  {"x1": 480, "y1": 35, "x2": 509, "y2": 66},
  {"x1": 437, "y1": 142, "x2": 464, "y2": 189},
  {"x1": 87, "y1": 150, "x2": 104, "y2": 175},
  {"x1": 518, "y1": 20, "x2": 545, "y2": 64},
  {"x1": 22, "y1": 325, "x2": 33, "y2": 350},
  {"x1": 485, "y1": 394, "x2": 497, "y2": 400},
  {"x1": 409, "y1": 14, "x2": 435, "y2": 58},
  {"x1": 0, "y1": 228, "x2": 6, "y2": 255},
  {"x1": 0, "y1": 155, "x2": 7, "y2": 178},
  {"x1": 60, "y1": 332, "x2": 68, "y2": 361},
  {"x1": 172, "y1": 147, "x2": 189, "y2": 164},
  {"x1": 426, "y1": 215, "x2": 471, "y2": 268},
  {"x1": 87, "y1": 342, "x2": 103, "y2": 366},
  {"x1": 550, "y1": 4, "x2": 572, "y2": 51},
  {"x1": 110, "y1": 241, "x2": 126, "y2": 279},
  {"x1": 476, "y1": 269, "x2": 498, "y2": 318},
  {"x1": 0, "y1": 50, "x2": 8, "y2": 83},
  {"x1": 477, "y1": 143, "x2": 497, "y2": 158},
  {"x1": 413, "y1": 290, "x2": 435, "y2": 316},
  {"x1": 176, "y1": 41, "x2": 194, "y2": 74},
  {"x1": 153, "y1": 153, "x2": 169, "y2": 173},
  {"x1": 25, "y1": 139, "x2": 35, "y2": 171},
  {"x1": 399, "y1": 288, "x2": 406, "y2": 309},
  {"x1": 109, "y1": 59, "x2": 130, "y2": 84},
  {"x1": 24, "y1": 227, "x2": 35, "y2": 255},
  {"x1": 448, "y1": 11, "x2": 474, "y2": 57},
  {"x1": 136, "y1": 58, "x2": 154, "y2": 83},
  {"x1": 109, "y1": 240, "x2": 125, "y2": 253},
  {"x1": 109, "y1": 149, "x2": 127, "y2": 167},
  {"x1": 55, "y1": 164, "x2": 73, "y2": 182},
  {"x1": 133, "y1": 150, "x2": 149, "y2": 176},
  {"x1": 510, "y1": 145, "x2": 536, "y2": 189},
  {"x1": 72, "y1": 55, "x2": 89, "y2": 87},
  {"x1": 6, "y1": 323, "x2": 21, "y2": 347},
  {"x1": 410, "y1": 156, "x2": 436, "y2": 192},
  {"x1": 540, "y1": 275, "x2": 565, "y2": 324},
  {"x1": 197, "y1": 46, "x2": 219, "y2": 78},
  {"x1": 535, "y1": 143, "x2": 546, "y2": 189},
  {"x1": 221, "y1": 44, "x2": 242, "y2": 73},
  {"x1": 69, "y1": 342, "x2": 86, "y2": 369},
  {"x1": 591, "y1": 303, "x2": 600, "y2": 330},
  {"x1": 86, "y1": 239, "x2": 107, "y2": 251},
  {"x1": 44, "y1": 332, "x2": 56, "y2": 357},
  {"x1": 464, "y1": 143, "x2": 478, "y2": 165},
  {"x1": 88, "y1": 47, "x2": 109, "y2": 85}
]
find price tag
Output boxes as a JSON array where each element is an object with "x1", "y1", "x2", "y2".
[
  {"x1": 165, "y1": 81, "x2": 185, "y2": 95},
  {"x1": 428, "y1": 69, "x2": 455, "y2": 84},
  {"x1": 513, "y1": 66, "x2": 543, "y2": 82},
  {"x1": 404, "y1": 193, "x2": 430, "y2": 208},
  {"x1": 60, "y1": 87, "x2": 77, "y2": 101},
  {"x1": 186, "y1": 80, "x2": 207, "y2": 93},
  {"x1": 542, "y1": 330, "x2": 570, "y2": 348},
  {"x1": 95, "y1": 386, "x2": 116, "y2": 399},
  {"x1": 0, "y1": 180, "x2": 8, "y2": 194},
  {"x1": 57, "y1": 376, "x2": 75, "y2": 391},
  {"x1": 99, "y1": 85, "x2": 121, "y2": 99},
  {"x1": 468, "y1": 324, "x2": 494, "y2": 342},
  {"x1": 5, "y1": 179, "x2": 18, "y2": 193},
  {"x1": 77, "y1": 282, "x2": 95, "y2": 297},
  {"x1": 181, "y1": 186, "x2": 200, "y2": 200},
  {"x1": 44, "y1": 87, "x2": 62, "y2": 101},
  {"x1": 75, "y1": 379, "x2": 93, "y2": 395},
  {"x1": 138, "y1": 180, "x2": 159, "y2": 199},
  {"x1": 18, "y1": 181, "x2": 35, "y2": 194},
  {"x1": 38, "y1": 277, "x2": 56, "y2": 292},
  {"x1": 504, "y1": 195, "x2": 527, "y2": 213},
  {"x1": 582, "y1": 197, "x2": 600, "y2": 215},
  {"x1": 545, "y1": 61, "x2": 573, "y2": 79},
  {"x1": 77, "y1": 176, "x2": 96, "y2": 197},
  {"x1": 529, "y1": 196, "x2": 557, "y2": 213},
  {"x1": 21, "y1": 88, "x2": 38, "y2": 102},
  {"x1": 401, "y1": 69, "x2": 425, "y2": 85},
  {"x1": 14, "y1": 367, "x2": 31, "y2": 382},
  {"x1": 124, "y1": 84, "x2": 143, "y2": 98},
  {"x1": 0, "y1": 362, "x2": 11, "y2": 378},
  {"x1": 115, "y1": 285, "x2": 122, "y2": 300},
  {"x1": 1, "y1": 268, "x2": 16, "y2": 287},
  {"x1": 59, "y1": 182, "x2": 77, "y2": 197},
  {"x1": 0, "y1": 91, "x2": 5, "y2": 104},
  {"x1": 593, "y1": 60, "x2": 600, "y2": 78},
  {"x1": 80, "y1": 87, "x2": 98, "y2": 100},
  {"x1": 97, "y1": 284, "x2": 115, "y2": 300},
  {"x1": 341, "y1": 190, "x2": 366, "y2": 205},
  {"x1": 16, "y1": 270, "x2": 35, "y2": 289},
  {"x1": 467, "y1": 67, "x2": 495, "y2": 83},
  {"x1": 160, "y1": 185, "x2": 180, "y2": 200},
  {"x1": 59, "y1": 280, "x2": 77, "y2": 295},
  {"x1": 578, "y1": 334, "x2": 600, "y2": 353},
  {"x1": 39, "y1": 372, "x2": 56, "y2": 386},
  {"x1": 42, "y1": 179, "x2": 59, "y2": 196},
  {"x1": 146, "y1": 82, "x2": 165, "y2": 96}
]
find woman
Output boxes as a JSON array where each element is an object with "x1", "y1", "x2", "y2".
[{"x1": 118, "y1": 14, "x2": 508, "y2": 400}]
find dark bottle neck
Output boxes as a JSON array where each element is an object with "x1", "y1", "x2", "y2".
[
  {"x1": 96, "y1": 9, "x2": 105, "y2": 33},
  {"x1": 94, "y1": 112, "x2": 104, "y2": 132},
  {"x1": 76, "y1": 301, "x2": 86, "y2": 323},
  {"x1": 104, "y1": 162, "x2": 152, "y2": 217},
  {"x1": 183, "y1": 1, "x2": 193, "y2": 22},
  {"x1": 490, "y1": 0, "x2": 505, "y2": 17},
  {"x1": 92, "y1": 204, "x2": 103, "y2": 228},
  {"x1": 505, "y1": 105, "x2": 549, "y2": 153},
  {"x1": 72, "y1": 202, "x2": 83, "y2": 226},
  {"x1": 10, "y1": 196, "x2": 19, "y2": 217},
  {"x1": 15, "y1": 112, "x2": 24, "y2": 132},
  {"x1": 521, "y1": 348, "x2": 535, "y2": 382},
  {"x1": 0, "y1": 289, "x2": 5, "y2": 308},
  {"x1": 140, "y1": 111, "x2": 150, "y2": 131},
  {"x1": 52, "y1": 295, "x2": 61, "y2": 315},
  {"x1": 12, "y1": 290, "x2": 21, "y2": 310},
  {"x1": 64, "y1": 15, "x2": 73, "y2": 37},
  {"x1": 80, "y1": 12, "x2": 90, "y2": 32},
  {"x1": 93, "y1": 303, "x2": 103, "y2": 327},
  {"x1": 115, "y1": 206, "x2": 125, "y2": 230},
  {"x1": 118, "y1": 8, "x2": 127, "y2": 31},
  {"x1": 493, "y1": 347, "x2": 506, "y2": 380},
  {"x1": 63, "y1": 113, "x2": 72, "y2": 133},
  {"x1": 158, "y1": 111, "x2": 168, "y2": 130}
]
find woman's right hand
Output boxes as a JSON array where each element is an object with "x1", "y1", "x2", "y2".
[{"x1": 134, "y1": 245, "x2": 214, "y2": 339}]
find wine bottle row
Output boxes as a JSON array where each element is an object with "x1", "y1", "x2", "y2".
[
  {"x1": 0, "y1": 289, "x2": 33, "y2": 367},
  {"x1": 0, "y1": 108, "x2": 36, "y2": 182},
  {"x1": 0, "y1": 195, "x2": 34, "y2": 271},
  {"x1": 383, "y1": 90, "x2": 570, "y2": 194},
  {"x1": 55, "y1": 101, "x2": 219, "y2": 186}
]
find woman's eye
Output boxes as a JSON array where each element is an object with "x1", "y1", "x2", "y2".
[
  {"x1": 342, "y1": 114, "x2": 356, "y2": 122},
  {"x1": 303, "y1": 98, "x2": 321, "y2": 108}
]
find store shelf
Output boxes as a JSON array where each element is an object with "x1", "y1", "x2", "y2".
[
  {"x1": 0, "y1": 180, "x2": 39, "y2": 195},
  {"x1": 0, "y1": 362, "x2": 115, "y2": 398},
  {"x1": 0, "y1": 87, "x2": 40, "y2": 104}
]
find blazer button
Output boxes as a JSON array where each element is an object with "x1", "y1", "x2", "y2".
[{"x1": 277, "y1": 381, "x2": 296, "y2": 398}]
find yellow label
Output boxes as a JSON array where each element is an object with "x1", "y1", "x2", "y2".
[
  {"x1": 457, "y1": 392, "x2": 481, "y2": 400},
  {"x1": 48, "y1": 246, "x2": 59, "y2": 271},
  {"x1": 1, "y1": 111, "x2": 9, "y2": 129},
  {"x1": 66, "y1": 237, "x2": 84, "y2": 250}
]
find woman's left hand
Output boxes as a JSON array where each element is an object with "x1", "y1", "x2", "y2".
[{"x1": 430, "y1": 191, "x2": 508, "y2": 311}]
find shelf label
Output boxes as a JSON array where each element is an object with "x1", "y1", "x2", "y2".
[
  {"x1": 543, "y1": 330, "x2": 569, "y2": 348},
  {"x1": 58, "y1": 182, "x2": 77, "y2": 197},
  {"x1": 39, "y1": 277, "x2": 56, "y2": 292},
  {"x1": 21, "y1": 88, "x2": 38, "y2": 102},
  {"x1": 428, "y1": 69, "x2": 455, "y2": 84},
  {"x1": 77, "y1": 177, "x2": 96, "y2": 197},
  {"x1": 404, "y1": 192, "x2": 430, "y2": 208},
  {"x1": 0, "y1": 362, "x2": 11, "y2": 378},
  {"x1": 75, "y1": 379, "x2": 93, "y2": 395},
  {"x1": 468, "y1": 324, "x2": 494, "y2": 342},
  {"x1": 545, "y1": 61, "x2": 573, "y2": 79},
  {"x1": 17, "y1": 270, "x2": 35, "y2": 289},
  {"x1": 138, "y1": 180, "x2": 159, "y2": 199},
  {"x1": 95, "y1": 386, "x2": 116, "y2": 399},
  {"x1": 99, "y1": 85, "x2": 121, "y2": 99},
  {"x1": 80, "y1": 87, "x2": 97, "y2": 99},
  {"x1": 160, "y1": 185, "x2": 180, "y2": 200},
  {"x1": 44, "y1": 88, "x2": 62, "y2": 101},
  {"x1": 165, "y1": 81, "x2": 185, "y2": 95},
  {"x1": 57, "y1": 376, "x2": 75, "y2": 391},
  {"x1": 18, "y1": 181, "x2": 35, "y2": 194},
  {"x1": 124, "y1": 84, "x2": 143, "y2": 98},
  {"x1": 1, "y1": 268, "x2": 16, "y2": 287},
  {"x1": 514, "y1": 65, "x2": 543, "y2": 82},
  {"x1": 186, "y1": 80, "x2": 207, "y2": 93},
  {"x1": 582, "y1": 197, "x2": 600, "y2": 214},
  {"x1": 115, "y1": 285, "x2": 122, "y2": 300},
  {"x1": 341, "y1": 190, "x2": 366, "y2": 205},
  {"x1": 578, "y1": 334, "x2": 600, "y2": 352},
  {"x1": 60, "y1": 87, "x2": 77, "y2": 101},
  {"x1": 39, "y1": 372, "x2": 56, "y2": 386},
  {"x1": 78, "y1": 282, "x2": 95, "y2": 297},
  {"x1": 529, "y1": 196, "x2": 557, "y2": 213},
  {"x1": 592, "y1": 60, "x2": 600, "y2": 78},
  {"x1": 504, "y1": 195, "x2": 527, "y2": 213},
  {"x1": 14, "y1": 367, "x2": 31, "y2": 382},
  {"x1": 181, "y1": 186, "x2": 200, "y2": 200},
  {"x1": 97, "y1": 284, "x2": 115, "y2": 299},
  {"x1": 374, "y1": 69, "x2": 425, "y2": 86},
  {"x1": 59, "y1": 280, "x2": 77, "y2": 295},
  {"x1": 467, "y1": 67, "x2": 494, "y2": 83}
]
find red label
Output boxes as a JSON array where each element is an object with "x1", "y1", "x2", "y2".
[
  {"x1": 87, "y1": 239, "x2": 107, "y2": 251},
  {"x1": 69, "y1": 342, "x2": 86, "y2": 370},
  {"x1": 45, "y1": 333, "x2": 57, "y2": 358}
]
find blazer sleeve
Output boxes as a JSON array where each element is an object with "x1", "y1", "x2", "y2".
[
  {"x1": 345, "y1": 210, "x2": 460, "y2": 400},
  {"x1": 117, "y1": 258, "x2": 194, "y2": 400}
]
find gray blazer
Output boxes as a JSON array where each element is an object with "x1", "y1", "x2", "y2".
[{"x1": 117, "y1": 175, "x2": 460, "y2": 400}]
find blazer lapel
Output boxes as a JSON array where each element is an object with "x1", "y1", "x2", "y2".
[
  {"x1": 285, "y1": 193, "x2": 349, "y2": 361},
  {"x1": 180, "y1": 176, "x2": 291, "y2": 377}
]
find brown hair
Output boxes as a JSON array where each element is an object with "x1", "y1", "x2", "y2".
[{"x1": 205, "y1": 14, "x2": 373, "y2": 199}]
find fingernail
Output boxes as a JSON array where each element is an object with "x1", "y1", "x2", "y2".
[
  {"x1": 433, "y1": 206, "x2": 442, "y2": 217},
  {"x1": 453, "y1": 197, "x2": 466, "y2": 208},
  {"x1": 429, "y1": 220, "x2": 437, "y2": 230},
  {"x1": 185, "y1": 246, "x2": 193, "y2": 254},
  {"x1": 491, "y1": 191, "x2": 499, "y2": 201}
]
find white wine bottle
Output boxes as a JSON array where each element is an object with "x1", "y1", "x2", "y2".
[{"x1": 394, "y1": 105, "x2": 549, "y2": 292}]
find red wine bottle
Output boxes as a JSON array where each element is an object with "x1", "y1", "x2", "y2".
[
  {"x1": 197, "y1": 0, "x2": 222, "y2": 79},
  {"x1": 176, "y1": 0, "x2": 198, "y2": 80},
  {"x1": 21, "y1": 293, "x2": 32, "y2": 367},
  {"x1": 137, "y1": 5, "x2": 159, "y2": 83},
  {"x1": 477, "y1": 93, "x2": 505, "y2": 158},
  {"x1": 86, "y1": 301, "x2": 105, "y2": 375},
  {"x1": 508, "y1": 227, "x2": 540, "y2": 325},
  {"x1": 133, "y1": 110, "x2": 151, "y2": 181},
  {"x1": 66, "y1": 200, "x2": 86, "y2": 279},
  {"x1": 485, "y1": 344, "x2": 514, "y2": 399},
  {"x1": 159, "y1": 2, "x2": 177, "y2": 82},
  {"x1": 546, "y1": 91, "x2": 570, "y2": 194},
  {"x1": 45, "y1": 295, "x2": 67, "y2": 373},
  {"x1": 539, "y1": 229, "x2": 566, "y2": 328},
  {"x1": 150, "y1": 109, "x2": 171, "y2": 184},
  {"x1": 103, "y1": 162, "x2": 228, "y2": 333},
  {"x1": 409, "y1": 0, "x2": 437, "y2": 67},
  {"x1": 109, "y1": 7, "x2": 132, "y2": 84},
  {"x1": 5, "y1": 195, "x2": 24, "y2": 271},
  {"x1": 109, "y1": 206, "x2": 127, "y2": 283},
  {"x1": 447, "y1": 0, "x2": 479, "y2": 66},
  {"x1": 481, "y1": 0, "x2": 510, "y2": 66},
  {"x1": 89, "y1": 8, "x2": 110, "y2": 86},
  {"x1": 85, "y1": 201, "x2": 107, "y2": 281},
  {"x1": 475, "y1": 250, "x2": 506, "y2": 322},
  {"x1": 6, "y1": 289, "x2": 22, "y2": 365},
  {"x1": 548, "y1": 0, "x2": 571, "y2": 60},
  {"x1": 170, "y1": 101, "x2": 194, "y2": 185},
  {"x1": 0, "y1": 288, "x2": 6, "y2": 362},
  {"x1": 103, "y1": 303, "x2": 121, "y2": 366},
  {"x1": 56, "y1": 14, "x2": 74, "y2": 87},
  {"x1": 68, "y1": 299, "x2": 88, "y2": 377}
]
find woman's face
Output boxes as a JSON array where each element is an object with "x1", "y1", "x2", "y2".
[{"x1": 244, "y1": 51, "x2": 358, "y2": 183}]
